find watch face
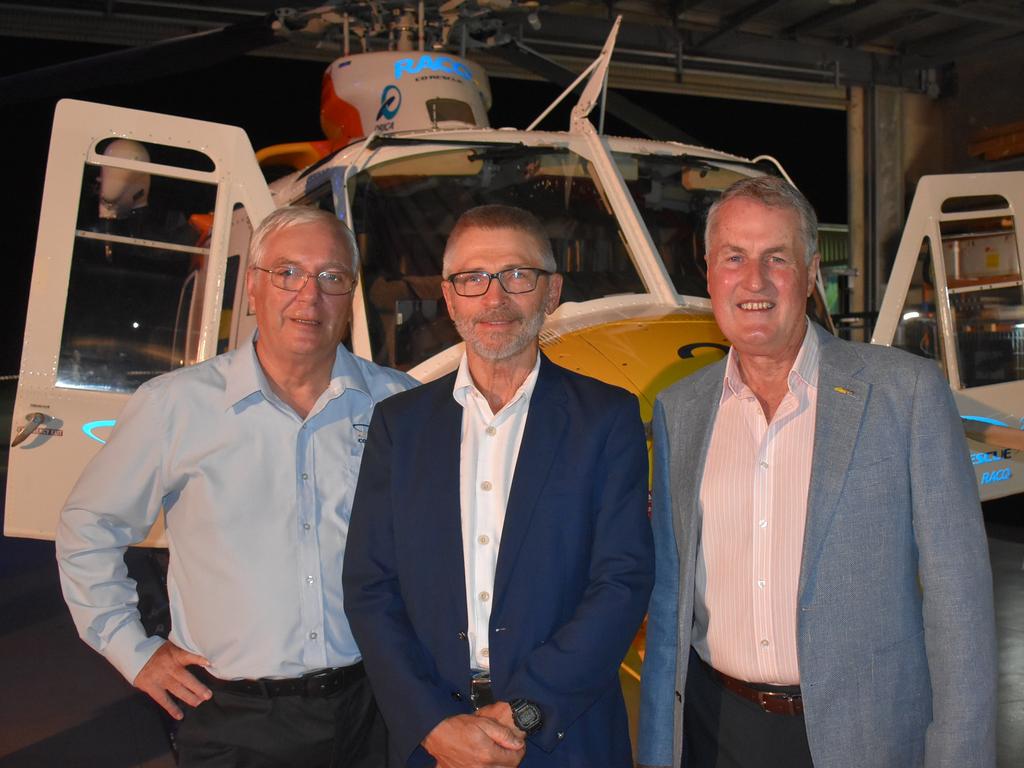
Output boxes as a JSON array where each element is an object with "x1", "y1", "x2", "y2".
[{"x1": 513, "y1": 700, "x2": 542, "y2": 732}]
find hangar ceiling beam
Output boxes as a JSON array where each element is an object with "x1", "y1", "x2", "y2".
[
  {"x1": 895, "y1": 1, "x2": 1024, "y2": 30},
  {"x1": 905, "y1": 22, "x2": 1010, "y2": 59},
  {"x1": 780, "y1": 0, "x2": 882, "y2": 38},
  {"x1": 692, "y1": 0, "x2": 784, "y2": 50},
  {"x1": 850, "y1": 11, "x2": 934, "y2": 48}
]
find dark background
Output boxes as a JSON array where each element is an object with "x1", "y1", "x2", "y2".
[{"x1": 0, "y1": 35, "x2": 846, "y2": 376}]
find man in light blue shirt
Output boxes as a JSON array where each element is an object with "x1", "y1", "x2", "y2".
[{"x1": 57, "y1": 206, "x2": 416, "y2": 767}]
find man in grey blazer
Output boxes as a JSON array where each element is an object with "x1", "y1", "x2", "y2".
[{"x1": 638, "y1": 176, "x2": 996, "y2": 768}]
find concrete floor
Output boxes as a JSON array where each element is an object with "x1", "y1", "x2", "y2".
[{"x1": 0, "y1": 474, "x2": 1022, "y2": 766}]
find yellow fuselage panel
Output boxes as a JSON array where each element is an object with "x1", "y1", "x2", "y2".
[{"x1": 541, "y1": 312, "x2": 730, "y2": 422}]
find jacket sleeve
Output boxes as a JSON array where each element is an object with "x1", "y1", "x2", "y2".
[
  {"x1": 637, "y1": 399, "x2": 680, "y2": 768},
  {"x1": 911, "y1": 363, "x2": 998, "y2": 766},
  {"x1": 55, "y1": 380, "x2": 169, "y2": 684},
  {"x1": 502, "y1": 393, "x2": 655, "y2": 752},
  {"x1": 343, "y1": 404, "x2": 467, "y2": 766}
]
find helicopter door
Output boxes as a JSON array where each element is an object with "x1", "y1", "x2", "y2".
[
  {"x1": 873, "y1": 172, "x2": 1024, "y2": 501},
  {"x1": 5, "y1": 99, "x2": 273, "y2": 541}
]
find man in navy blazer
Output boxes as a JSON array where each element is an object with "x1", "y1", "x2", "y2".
[
  {"x1": 344, "y1": 205, "x2": 654, "y2": 767},
  {"x1": 638, "y1": 177, "x2": 997, "y2": 767}
]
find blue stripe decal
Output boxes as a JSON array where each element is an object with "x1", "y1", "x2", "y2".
[
  {"x1": 82, "y1": 419, "x2": 117, "y2": 444},
  {"x1": 962, "y1": 415, "x2": 1010, "y2": 428}
]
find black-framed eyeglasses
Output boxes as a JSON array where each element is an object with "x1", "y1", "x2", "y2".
[
  {"x1": 252, "y1": 265, "x2": 356, "y2": 296},
  {"x1": 447, "y1": 267, "x2": 551, "y2": 297}
]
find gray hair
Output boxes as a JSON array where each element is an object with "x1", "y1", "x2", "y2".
[
  {"x1": 704, "y1": 176, "x2": 819, "y2": 265},
  {"x1": 250, "y1": 206, "x2": 360, "y2": 272},
  {"x1": 442, "y1": 204, "x2": 556, "y2": 277}
]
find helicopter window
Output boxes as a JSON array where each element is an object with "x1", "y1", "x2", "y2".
[
  {"x1": 939, "y1": 215, "x2": 1024, "y2": 388},
  {"x1": 891, "y1": 237, "x2": 947, "y2": 371},
  {"x1": 350, "y1": 145, "x2": 644, "y2": 371},
  {"x1": 57, "y1": 153, "x2": 217, "y2": 393},
  {"x1": 615, "y1": 154, "x2": 757, "y2": 298},
  {"x1": 293, "y1": 184, "x2": 337, "y2": 213},
  {"x1": 425, "y1": 98, "x2": 476, "y2": 126}
]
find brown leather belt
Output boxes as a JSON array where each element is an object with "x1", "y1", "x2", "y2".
[
  {"x1": 702, "y1": 659, "x2": 804, "y2": 716},
  {"x1": 189, "y1": 663, "x2": 365, "y2": 698}
]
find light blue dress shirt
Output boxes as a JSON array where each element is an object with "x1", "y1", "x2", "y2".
[{"x1": 57, "y1": 334, "x2": 416, "y2": 684}]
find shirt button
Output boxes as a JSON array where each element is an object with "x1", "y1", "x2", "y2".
[
  {"x1": 557, "y1": 731, "x2": 565, "y2": 740},
  {"x1": 306, "y1": 576, "x2": 315, "y2": 585},
  {"x1": 481, "y1": 647, "x2": 489, "y2": 658},
  {"x1": 757, "y1": 579, "x2": 766, "y2": 589},
  {"x1": 479, "y1": 591, "x2": 490, "y2": 602},
  {"x1": 309, "y1": 631, "x2": 318, "y2": 640},
  {"x1": 759, "y1": 519, "x2": 768, "y2": 529},
  {"x1": 301, "y1": 472, "x2": 309, "y2": 480},
  {"x1": 760, "y1": 639, "x2": 769, "y2": 647},
  {"x1": 759, "y1": 460, "x2": 768, "y2": 469},
  {"x1": 480, "y1": 481, "x2": 493, "y2": 492},
  {"x1": 486, "y1": 426, "x2": 497, "y2": 436},
  {"x1": 303, "y1": 522, "x2": 311, "y2": 530},
  {"x1": 478, "y1": 534, "x2": 490, "y2": 545}
]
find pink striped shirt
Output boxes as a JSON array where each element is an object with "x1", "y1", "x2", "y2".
[{"x1": 694, "y1": 323, "x2": 819, "y2": 684}]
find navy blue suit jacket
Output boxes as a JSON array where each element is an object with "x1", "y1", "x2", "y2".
[{"x1": 344, "y1": 355, "x2": 654, "y2": 767}]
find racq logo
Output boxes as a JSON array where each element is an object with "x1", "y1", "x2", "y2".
[
  {"x1": 353, "y1": 423, "x2": 369, "y2": 444},
  {"x1": 393, "y1": 55, "x2": 472, "y2": 81}
]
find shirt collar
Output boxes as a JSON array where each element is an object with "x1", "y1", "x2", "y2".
[
  {"x1": 452, "y1": 351, "x2": 541, "y2": 417},
  {"x1": 223, "y1": 331, "x2": 372, "y2": 410},
  {"x1": 720, "y1": 318, "x2": 820, "y2": 403}
]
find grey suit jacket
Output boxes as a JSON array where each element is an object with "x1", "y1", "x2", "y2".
[{"x1": 638, "y1": 323, "x2": 997, "y2": 768}]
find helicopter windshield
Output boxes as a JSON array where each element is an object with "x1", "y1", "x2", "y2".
[
  {"x1": 350, "y1": 143, "x2": 751, "y2": 371},
  {"x1": 614, "y1": 153, "x2": 754, "y2": 298}
]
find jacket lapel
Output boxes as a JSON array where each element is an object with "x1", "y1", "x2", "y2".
[
  {"x1": 668, "y1": 367, "x2": 723, "y2": 560},
  {"x1": 799, "y1": 326, "x2": 870, "y2": 600},
  {"x1": 492, "y1": 356, "x2": 568, "y2": 603},
  {"x1": 419, "y1": 377, "x2": 471, "y2": 626}
]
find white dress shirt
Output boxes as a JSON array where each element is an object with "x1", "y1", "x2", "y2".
[
  {"x1": 57, "y1": 333, "x2": 416, "y2": 683},
  {"x1": 452, "y1": 352, "x2": 540, "y2": 671},
  {"x1": 694, "y1": 322, "x2": 820, "y2": 684}
]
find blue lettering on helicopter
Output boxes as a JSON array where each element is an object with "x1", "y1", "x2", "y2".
[
  {"x1": 377, "y1": 85, "x2": 402, "y2": 120},
  {"x1": 971, "y1": 448, "x2": 1013, "y2": 465},
  {"x1": 394, "y1": 55, "x2": 472, "y2": 80},
  {"x1": 981, "y1": 468, "x2": 1012, "y2": 484}
]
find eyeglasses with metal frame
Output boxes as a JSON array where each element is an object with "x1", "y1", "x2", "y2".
[
  {"x1": 447, "y1": 267, "x2": 551, "y2": 297},
  {"x1": 251, "y1": 265, "x2": 356, "y2": 296}
]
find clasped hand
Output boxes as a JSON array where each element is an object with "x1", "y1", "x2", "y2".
[{"x1": 423, "y1": 702, "x2": 527, "y2": 768}]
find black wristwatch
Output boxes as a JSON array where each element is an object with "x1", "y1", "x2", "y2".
[{"x1": 509, "y1": 698, "x2": 543, "y2": 734}]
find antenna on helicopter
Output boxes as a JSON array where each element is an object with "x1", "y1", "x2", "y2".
[{"x1": 525, "y1": 15, "x2": 621, "y2": 135}]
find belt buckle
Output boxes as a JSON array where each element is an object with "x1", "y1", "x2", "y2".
[
  {"x1": 470, "y1": 671, "x2": 495, "y2": 709},
  {"x1": 302, "y1": 667, "x2": 338, "y2": 697},
  {"x1": 757, "y1": 690, "x2": 799, "y2": 716}
]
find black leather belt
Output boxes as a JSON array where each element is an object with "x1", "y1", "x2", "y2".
[{"x1": 189, "y1": 663, "x2": 365, "y2": 698}]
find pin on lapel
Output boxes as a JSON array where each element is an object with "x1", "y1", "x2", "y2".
[{"x1": 833, "y1": 386, "x2": 856, "y2": 397}]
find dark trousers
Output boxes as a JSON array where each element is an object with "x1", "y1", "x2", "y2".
[
  {"x1": 683, "y1": 648, "x2": 813, "y2": 768},
  {"x1": 175, "y1": 673, "x2": 387, "y2": 767}
]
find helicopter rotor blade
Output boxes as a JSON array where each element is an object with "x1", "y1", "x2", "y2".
[{"x1": 0, "y1": 17, "x2": 279, "y2": 107}]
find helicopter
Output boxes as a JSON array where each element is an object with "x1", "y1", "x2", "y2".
[
  {"x1": 4, "y1": 3, "x2": 1022, "y2": 546},
  {"x1": 2, "y1": 5, "x2": 1022, "y2": 754}
]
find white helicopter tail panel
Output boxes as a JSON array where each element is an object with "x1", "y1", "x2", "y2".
[
  {"x1": 5, "y1": 99, "x2": 273, "y2": 541},
  {"x1": 873, "y1": 172, "x2": 1024, "y2": 500}
]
